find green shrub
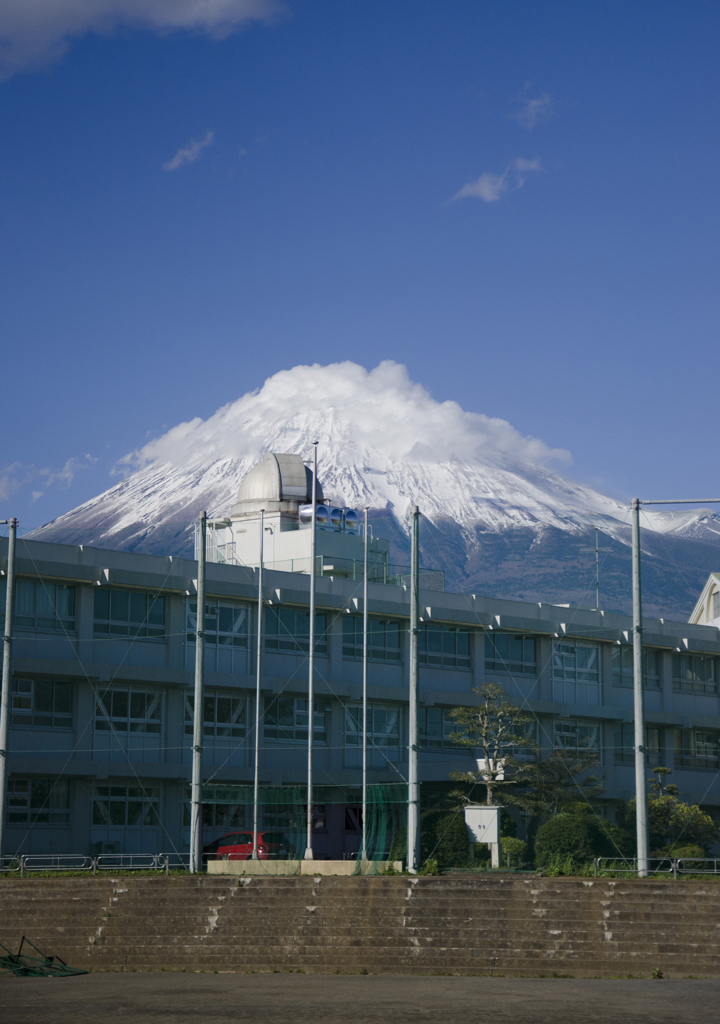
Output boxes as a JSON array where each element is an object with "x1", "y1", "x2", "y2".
[
  {"x1": 535, "y1": 812, "x2": 632, "y2": 866},
  {"x1": 662, "y1": 843, "x2": 707, "y2": 860},
  {"x1": 500, "y1": 836, "x2": 528, "y2": 865},
  {"x1": 391, "y1": 810, "x2": 472, "y2": 869}
]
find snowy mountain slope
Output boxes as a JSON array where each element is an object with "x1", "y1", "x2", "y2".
[{"x1": 28, "y1": 362, "x2": 720, "y2": 619}]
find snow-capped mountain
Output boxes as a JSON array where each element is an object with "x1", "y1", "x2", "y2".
[{"x1": 28, "y1": 362, "x2": 720, "y2": 619}]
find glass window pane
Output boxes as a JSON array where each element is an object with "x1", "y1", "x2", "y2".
[
  {"x1": 110, "y1": 591, "x2": 128, "y2": 622},
  {"x1": 94, "y1": 590, "x2": 110, "y2": 619},
  {"x1": 112, "y1": 691, "x2": 128, "y2": 719},
  {"x1": 16, "y1": 581, "x2": 35, "y2": 616},
  {"x1": 34, "y1": 681, "x2": 54, "y2": 713},
  {"x1": 55, "y1": 683, "x2": 73, "y2": 714}
]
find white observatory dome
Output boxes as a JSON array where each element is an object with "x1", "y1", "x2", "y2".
[{"x1": 231, "y1": 452, "x2": 323, "y2": 518}]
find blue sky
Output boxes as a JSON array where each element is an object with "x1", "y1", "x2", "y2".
[{"x1": 1, "y1": 0, "x2": 719, "y2": 526}]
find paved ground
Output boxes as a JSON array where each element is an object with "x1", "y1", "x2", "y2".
[{"x1": 0, "y1": 973, "x2": 718, "y2": 1024}]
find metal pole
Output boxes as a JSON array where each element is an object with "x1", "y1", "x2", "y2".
[
  {"x1": 595, "y1": 527, "x2": 600, "y2": 611},
  {"x1": 0, "y1": 518, "x2": 18, "y2": 859},
  {"x1": 407, "y1": 506, "x2": 420, "y2": 873},
  {"x1": 631, "y1": 499, "x2": 649, "y2": 878},
  {"x1": 252, "y1": 510, "x2": 264, "y2": 859},
  {"x1": 190, "y1": 511, "x2": 207, "y2": 874},
  {"x1": 305, "y1": 442, "x2": 318, "y2": 860},
  {"x1": 362, "y1": 507, "x2": 369, "y2": 865}
]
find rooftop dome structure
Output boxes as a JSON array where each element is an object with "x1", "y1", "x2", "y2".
[{"x1": 231, "y1": 452, "x2": 323, "y2": 518}]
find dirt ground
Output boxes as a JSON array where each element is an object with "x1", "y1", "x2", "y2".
[{"x1": 1, "y1": 972, "x2": 718, "y2": 1024}]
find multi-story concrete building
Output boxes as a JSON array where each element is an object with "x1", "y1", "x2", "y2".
[{"x1": 3, "y1": 457, "x2": 720, "y2": 860}]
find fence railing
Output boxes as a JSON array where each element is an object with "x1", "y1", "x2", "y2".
[
  {"x1": 594, "y1": 856, "x2": 720, "y2": 879},
  {"x1": 0, "y1": 852, "x2": 192, "y2": 876}
]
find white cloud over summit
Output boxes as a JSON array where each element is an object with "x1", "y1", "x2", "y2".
[
  {"x1": 119, "y1": 361, "x2": 570, "y2": 477},
  {"x1": 0, "y1": 0, "x2": 281, "y2": 79}
]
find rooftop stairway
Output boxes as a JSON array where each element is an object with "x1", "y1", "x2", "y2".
[{"x1": 1, "y1": 874, "x2": 718, "y2": 977}]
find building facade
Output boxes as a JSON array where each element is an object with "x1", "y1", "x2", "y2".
[{"x1": 3, "y1": 527, "x2": 720, "y2": 861}]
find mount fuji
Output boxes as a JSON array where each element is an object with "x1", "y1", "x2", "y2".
[{"x1": 28, "y1": 362, "x2": 720, "y2": 619}]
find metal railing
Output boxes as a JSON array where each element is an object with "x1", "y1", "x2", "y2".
[
  {"x1": 594, "y1": 856, "x2": 720, "y2": 880},
  {"x1": 1, "y1": 853, "x2": 191, "y2": 876}
]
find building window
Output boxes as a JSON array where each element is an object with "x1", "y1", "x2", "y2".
[
  {"x1": 552, "y1": 642, "x2": 600, "y2": 704},
  {"x1": 95, "y1": 689, "x2": 162, "y2": 734},
  {"x1": 3, "y1": 580, "x2": 75, "y2": 632},
  {"x1": 485, "y1": 633, "x2": 537, "y2": 675},
  {"x1": 418, "y1": 623, "x2": 470, "y2": 669},
  {"x1": 612, "y1": 647, "x2": 661, "y2": 689},
  {"x1": 94, "y1": 590, "x2": 165, "y2": 639},
  {"x1": 264, "y1": 608, "x2": 328, "y2": 655},
  {"x1": 342, "y1": 616, "x2": 401, "y2": 662},
  {"x1": 614, "y1": 723, "x2": 662, "y2": 764},
  {"x1": 675, "y1": 729, "x2": 720, "y2": 771},
  {"x1": 553, "y1": 719, "x2": 601, "y2": 755},
  {"x1": 185, "y1": 599, "x2": 248, "y2": 648},
  {"x1": 344, "y1": 702, "x2": 402, "y2": 767},
  {"x1": 10, "y1": 679, "x2": 73, "y2": 729},
  {"x1": 672, "y1": 653, "x2": 717, "y2": 694},
  {"x1": 7, "y1": 779, "x2": 69, "y2": 825},
  {"x1": 92, "y1": 784, "x2": 160, "y2": 827},
  {"x1": 419, "y1": 707, "x2": 464, "y2": 751},
  {"x1": 263, "y1": 697, "x2": 330, "y2": 744},
  {"x1": 184, "y1": 693, "x2": 246, "y2": 739},
  {"x1": 713, "y1": 591, "x2": 720, "y2": 619}
]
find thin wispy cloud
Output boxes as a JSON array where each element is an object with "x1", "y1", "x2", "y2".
[
  {"x1": 38, "y1": 454, "x2": 97, "y2": 491},
  {"x1": 0, "y1": 0, "x2": 283, "y2": 80},
  {"x1": 0, "y1": 453, "x2": 96, "y2": 507},
  {"x1": 452, "y1": 157, "x2": 542, "y2": 203},
  {"x1": 513, "y1": 91, "x2": 553, "y2": 130},
  {"x1": 163, "y1": 130, "x2": 215, "y2": 172}
]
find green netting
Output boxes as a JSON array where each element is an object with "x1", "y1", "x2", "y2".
[
  {"x1": 0, "y1": 938, "x2": 88, "y2": 978},
  {"x1": 201, "y1": 783, "x2": 407, "y2": 873}
]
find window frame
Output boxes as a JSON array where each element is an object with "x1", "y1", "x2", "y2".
[
  {"x1": 552, "y1": 641, "x2": 601, "y2": 704},
  {"x1": 94, "y1": 687, "x2": 163, "y2": 735},
  {"x1": 552, "y1": 718, "x2": 602, "y2": 756},
  {"x1": 5, "y1": 579, "x2": 76, "y2": 633},
  {"x1": 344, "y1": 701, "x2": 403, "y2": 764},
  {"x1": 94, "y1": 588, "x2": 166, "y2": 640},
  {"x1": 264, "y1": 607, "x2": 328, "y2": 656},
  {"x1": 185, "y1": 598, "x2": 249, "y2": 649},
  {"x1": 10, "y1": 678, "x2": 73, "y2": 730},
  {"x1": 613, "y1": 723, "x2": 663, "y2": 765},
  {"x1": 672, "y1": 653, "x2": 718, "y2": 694},
  {"x1": 263, "y1": 696, "x2": 331, "y2": 744},
  {"x1": 418, "y1": 622, "x2": 471, "y2": 670},
  {"x1": 484, "y1": 632, "x2": 538, "y2": 676},
  {"x1": 612, "y1": 646, "x2": 661, "y2": 689},
  {"x1": 418, "y1": 707, "x2": 466, "y2": 752},
  {"x1": 342, "y1": 615, "x2": 402, "y2": 663},
  {"x1": 92, "y1": 783, "x2": 161, "y2": 827},
  {"x1": 184, "y1": 692, "x2": 247, "y2": 740},
  {"x1": 7, "y1": 778, "x2": 69, "y2": 825},
  {"x1": 674, "y1": 728, "x2": 720, "y2": 771}
]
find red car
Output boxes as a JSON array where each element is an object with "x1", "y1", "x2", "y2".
[{"x1": 203, "y1": 830, "x2": 295, "y2": 861}]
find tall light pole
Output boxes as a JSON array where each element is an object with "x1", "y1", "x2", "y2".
[
  {"x1": 305, "y1": 442, "x2": 319, "y2": 860},
  {"x1": 362, "y1": 507, "x2": 369, "y2": 866},
  {"x1": 0, "y1": 518, "x2": 18, "y2": 861},
  {"x1": 407, "y1": 506, "x2": 420, "y2": 873},
  {"x1": 252, "y1": 510, "x2": 265, "y2": 860},
  {"x1": 630, "y1": 497, "x2": 720, "y2": 877},
  {"x1": 190, "y1": 511, "x2": 207, "y2": 874}
]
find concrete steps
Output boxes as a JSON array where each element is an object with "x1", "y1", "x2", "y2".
[{"x1": 1, "y1": 874, "x2": 719, "y2": 977}]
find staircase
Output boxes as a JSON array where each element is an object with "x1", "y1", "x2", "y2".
[{"x1": 1, "y1": 874, "x2": 718, "y2": 977}]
